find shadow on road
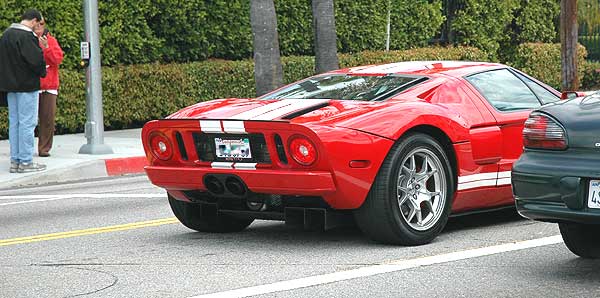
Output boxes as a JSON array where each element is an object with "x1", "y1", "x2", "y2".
[
  {"x1": 445, "y1": 207, "x2": 526, "y2": 232},
  {"x1": 162, "y1": 207, "x2": 532, "y2": 249}
]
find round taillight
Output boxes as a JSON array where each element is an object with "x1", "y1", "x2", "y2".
[
  {"x1": 149, "y1": 133, "x2": 173, "y2": 160},
  {"x1": 523, "y1": 112, "x2": 567, "y2": 150},
  {"x1": 288, "y1": 136, "x2": 317, "y2": 166}
]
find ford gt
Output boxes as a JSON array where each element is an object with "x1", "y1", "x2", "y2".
[{"x1": 142, "y1": 61, "x2": 562, "y2": 245}]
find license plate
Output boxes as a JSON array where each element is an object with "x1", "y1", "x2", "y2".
[
  {"x1": 588, "y1": 180, "x2": 600, "y2": 209},
  {"x1": 214, "y1": 137, "x2": 252, "y2": 159}
]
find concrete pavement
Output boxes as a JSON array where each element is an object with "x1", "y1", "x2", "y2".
[{"x1": 0, "y1": 128, "x2": 147, "y2": 190}]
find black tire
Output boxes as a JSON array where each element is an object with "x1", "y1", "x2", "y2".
[
  {"x1": 354, "y1": 133, "x2": 455, "y2": 245},
  {"x1": 168, "y1": 195, "x2": 253, "y2": 233},
  {"x1": 558, "y1": 223, "x2": 600, "y2": 259}
]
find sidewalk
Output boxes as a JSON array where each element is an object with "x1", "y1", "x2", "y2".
[{"x1": 0, "y1": 128, "x2": 147, "y2": 190}]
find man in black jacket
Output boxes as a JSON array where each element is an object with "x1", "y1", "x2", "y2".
[{"x1": 0, "y1": 9, "x2": 47, "y2": 173}]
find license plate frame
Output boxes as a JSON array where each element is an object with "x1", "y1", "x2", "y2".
[
  {"x1": 214, "y1": 136, "x2": 253, "y2": 160},
  {"x1": 587, "y1": 180, "x2": 600, "y2": 209}
]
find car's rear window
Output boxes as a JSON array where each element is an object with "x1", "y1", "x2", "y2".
[{"x1": 261, "y1": 74, "x2": 426, "y2": 101}]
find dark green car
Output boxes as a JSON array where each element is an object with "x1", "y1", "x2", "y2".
[{"x1": 513, "y1": 92, "x2": 600, "y2": 259}]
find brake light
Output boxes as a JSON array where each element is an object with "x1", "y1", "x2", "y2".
[
  {"x1": 523, "y1": 113, "x2": 567, "y2": 150},
  {"x1": 288, "y1": 136, "x2": 317, "y2": 166},
  {"x1": 149, "y1": 132, "x2": 173, "y2": 160}
]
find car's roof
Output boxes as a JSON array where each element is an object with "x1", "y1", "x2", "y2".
[{"x1": 330, "y1": 61, "x2": 505, "y2": 78}]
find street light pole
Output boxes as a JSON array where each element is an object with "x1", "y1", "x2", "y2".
[{"x1": 79, "y1": 0, "x2": 113, "y2": 154}]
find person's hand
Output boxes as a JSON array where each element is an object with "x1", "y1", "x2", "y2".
[{"x1": 39, "y1": 35, "x2": 48, "y2": 49}]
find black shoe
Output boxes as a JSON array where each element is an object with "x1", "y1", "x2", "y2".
[{"x1": 39, "y1": 152, "x2": 50, "y2": 157}]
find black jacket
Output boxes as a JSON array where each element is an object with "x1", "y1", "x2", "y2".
[{"x1": 0, "y1": 23, "x2": 46, "y2": 92}]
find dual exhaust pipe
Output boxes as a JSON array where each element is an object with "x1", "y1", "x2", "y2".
[{"x1": 204, "y1": 174, "x2": 247, "y2": 197}]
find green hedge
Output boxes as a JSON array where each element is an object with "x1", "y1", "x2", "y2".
[
  {"x1": 513, "y1": 0, "x2": 560, "y2": 44},
  {"x1": 2, "y1": 44, "x2": 598, "y2": 139},
  {"x1": 0, "y1": 0, "x2": 444, "y2": 68},
  {"x1": 582, "y1": 61, "x2": 600, "y2": 90},
  {"x1": 451, "y1": 0, "x2": 560, "y2": 59},
  {"x1": 0, "y1": 46, "x2": 487, "y2": 139},
  {"x1": 452, "y1": 0, "x2": 520, "y2": 59},
  {"x1": 509, "y1": 43, "x2": 588, "y2": 90}
]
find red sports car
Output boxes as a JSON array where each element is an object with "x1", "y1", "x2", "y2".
[{"x1": 142, "y1": 61, "x2": 561, "y2": 245}]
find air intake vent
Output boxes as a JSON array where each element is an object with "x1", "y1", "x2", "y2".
[
  {"x1": 175, "y1": 131, "x2": 188, "y2": 160},
  {"x1": 274, "y1": 134, "x2": 288, "y2": 164},
  {"x1": 281, "y1": 102, "x2": 330, "y2": 119}
]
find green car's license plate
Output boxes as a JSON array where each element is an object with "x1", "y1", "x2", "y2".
[{"x1": 588, "y1": 180, "x2": 600, "y2": 209}]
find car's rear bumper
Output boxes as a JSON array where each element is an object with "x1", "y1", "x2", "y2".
[
  {"x1": 145, "y1": 165, "x2": 336, "y2": 196},
  {"x1": 512, "y1": 150, "x2": 600, "y2": 224}
]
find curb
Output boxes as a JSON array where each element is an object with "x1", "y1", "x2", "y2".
[
  {"x1": 1, "y1": 156, "x2": 147, "y2": 190},
  {"x1": 105, "y1": 156, "x2": 148, "y2": 176}
]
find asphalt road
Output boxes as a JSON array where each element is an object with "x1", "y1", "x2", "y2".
[{"x1": 1, "y1": 176, "x2": 598, "y2": 298}]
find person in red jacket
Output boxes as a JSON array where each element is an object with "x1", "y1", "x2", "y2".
[{"x1": 34, "y1": 18, "x2": 64, "y2": 157}]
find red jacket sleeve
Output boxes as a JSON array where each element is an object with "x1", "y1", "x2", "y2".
[{"x1": 43, "y1": 34, "x2": 64, "y2": 66}]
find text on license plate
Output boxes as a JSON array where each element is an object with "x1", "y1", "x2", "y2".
[
  {"x1": 215, "y1": 137, "x2": 252, "y2": 159},
  {"x1": 588, "y1": 180, "x2": 600, "y2": 209}
]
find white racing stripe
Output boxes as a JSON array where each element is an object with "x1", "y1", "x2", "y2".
[
  {"x1": 457, "y1": 172, "x2": 498, "y2": 184},
  {"x1": 200, "y1": 120, "x2": 223, "y2": 133},
  {"x1": 233, "y1": 163, "x2": 257, "y2": 170},
  {"x1": 211, "y1": 162, "x2": 234, "y2": 169},
  {"x1": 457, "y1": 179, "x2": 497, "y2": 191},
  {"x1": 458, "y1": 171, "x2": 512, "y2": 190},
  {"x1": 222, "y1": 121, "x2": 246, "y2": 133},
  {"x1": 230, "y1": 99, "x2": 297, "y2": 120},
  {"x1": 252, "y1": 99, "x2": 329, "y2": 120},
  {"x1": 190, "y1": 235, "x2": 562, "y2": 298},
  {"x1": 498, "y1": 171, "x2": 512, "y2": 179},
  {"x1": 497, "y1": 178, "x2": 512, "y2": 186}
]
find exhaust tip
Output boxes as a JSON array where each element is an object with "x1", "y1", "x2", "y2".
[
  {"x1": 225, "y1": 177, "x2": 246, "y2": 196},
  {"x1": 204, "y1": 176, "x2": 225, "y2": 195}
]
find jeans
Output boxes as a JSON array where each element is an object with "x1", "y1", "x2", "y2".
[{"x1": 7, "y1": 91, "x2": 39, "y2": 164}]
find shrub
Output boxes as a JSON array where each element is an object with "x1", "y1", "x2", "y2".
[
  {"x1": 0, "y1": 0, "x2": 448, "y2": 67},
  {"x1": 513, "y1": 0, "x2": 560, "y2": 44},
  {"x1": 390, "y1": 0, "x2": 445, "y2": 49},
  {"x1": 582, "y1": 61, "x2": 600, "y2": 90},
  {"x1": 509, "y1": 43, "x2": 588, "y2": 90},
  {"x1": 147, "y1": 0, "x2": 210, "y2": 62},
  {"x1": 0, "y1": 46, "x2": 487, "y2": 139},
  {"x1": 452, "y1": 0, "x2": 520, "y2": 59}
]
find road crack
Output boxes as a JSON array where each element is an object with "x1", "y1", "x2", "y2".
[{"x1": 30, "y1": 264, "x2": 119, "y2": 298}]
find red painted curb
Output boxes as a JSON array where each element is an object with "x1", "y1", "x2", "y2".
[{"x1": 104, "y1": 156, "x2": 148, "y2": 176}]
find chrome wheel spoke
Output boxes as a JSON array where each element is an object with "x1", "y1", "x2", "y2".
[
  {"x1": 398, "y1": 192, "x2": 409, "y2": 206},
  {"x1": 406, "y1": 206, "x2": 417, "y2": 223},
  {"x1": 417, "y1": 168, "x2": 438, "y2": 183},
  {"x1": 420, "y1": 190, "x2": 440, "y2": 198},
  {"x1": 423, "y1": 199, "x2": 434, "y2": 214},
  {"x1": 396, "y1": 148, "x2": 447, "y2": 231},
  {"x1": 398, "y1": 185, "x2": 410, "y2": 193},
  {"x1": 415, "y1": 207, "x2": 423, "y2": 225},
  {"x1": 419, "y1": 155, "x2": 429, "y2": 175}
]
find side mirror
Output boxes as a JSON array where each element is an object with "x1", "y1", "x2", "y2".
[{"x1": 560, "y1": 91, "x2": 586, "y2": 100}]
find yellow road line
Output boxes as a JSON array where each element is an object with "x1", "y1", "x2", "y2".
[{"x1": 0, "y1": 217, "x2": 179, "y2": 247}]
